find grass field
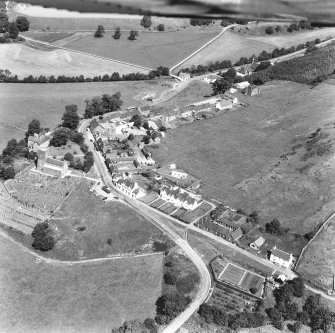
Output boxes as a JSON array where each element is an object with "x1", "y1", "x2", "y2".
[
  {"x1": 0, "y1": 80, "x2": 168, "y2": 151},
  {"x1": 151, "y1": 80, "x2": 335, "y2": 232},
  {"x1": 0, "y1": 235, "x2": 163, "y2": 333},
  {"x1": 174, "y1": 27, "x2": 335, "y2": 72},
  {"x1": 57, "y1": 30, "x2": 219, "y2": 69},
  {"x1": 49, "y1": 183, "x2": 167, "y2": 260},
  {"x1": 0, "y1": 42, "x2": 149, "y2": 79},
  {"x1": 220, "y1": 264, "x2": 245, "y2": 285}
]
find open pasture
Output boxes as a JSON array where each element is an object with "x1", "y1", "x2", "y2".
[
  {"x1": 59, "y1": 30, "x2": 220, "y2": 69},
  {"x1": 151, "y1": 80, "x2": 335, "y2": 231},
  {"x1": 174, "y1": 27, "x2": 335, "y2": 72},
  {"x1": 0, "y1": 43, "x2": 149, "y2": 79},
  {"x1": 0, "y1": 80, "x2": 168, "y2": 151},
  {"x1": 0, "y1": 235, "x2": 163, "y2": 333},
  {"x1": 50, "y1": 183, "x2": 166, "y2": 260}
]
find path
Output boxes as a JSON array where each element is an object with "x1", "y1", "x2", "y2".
[
  {"x1": 0, "y1": 120, "x2": 26, "y2": 132},
  {"x1": 23, "y1": 36, "x2": 154, "y2": 72}
]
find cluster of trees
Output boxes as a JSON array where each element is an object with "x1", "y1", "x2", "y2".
[
  {"x1": 31, "y1": 222, "x2": 56, "y2": 251},
  {"x1": 0, "y1": 66, "x2": 170, "y2": 84},
  {"x1": 198, "y1": 303, "x2": 266, "y2": 331},
  {"x1": 246, "y1": 42, "x2": 335, "y2": 86},
  {"x1": 179, "y1": 37, "x2": 324, "y2": 77},
  {"x1": 212, "y1": 67, "x2": 237, "y2": 95},
  {"x1": 264, "y1": 21, "x2": 312, "y2": 35},
  {"x1": 265, "y1": 218, "x2": 289, "y2": 235},
  {"x1": 111, "y1": 318, "x2": 157, "y2": 333},
  {"x1": 190, "y1": 18, "x2": 214, "y2": 26},
  {"x1": 0, "y1": 2, "x2": 30, "y2": 43},
  {"x1": 94, "y1": 24, "x2": 105, "y2": 38},
  {"x1": 141, "y1": 15, "x2": 152, "y2": 29},
  {"x1": 84, "y1": 93, "x2": 123, "y2": 118},
  {"x1": 266, "y1": 278, "x2": 335, "y2": 332},
  {"x1": 65, "y1": 151, "x2": 94, "y2": 173}
]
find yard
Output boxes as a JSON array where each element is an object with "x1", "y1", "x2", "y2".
[
  {"x1": 173, "y1": 27, "x2": 335, "y2": 72},
  {"x1": 0, "y1": 79, "x2": 169, "y2": 151},
  {"x1": 59, "y1": 30, "x2": 220, "y2": 69},
  {"x1": 151, "y1": 80, "x2": 335, "y2": 233},
  {"x1": 220, "y1": 263, "x2": 245, "y2": 285},
  {"x1": 49, "y1": 183, "x2": 168, "y2": 260},
  {"x1": 0, "y1": 235, "x2": 163, "y2": 333}
]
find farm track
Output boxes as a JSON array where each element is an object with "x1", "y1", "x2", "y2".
[{"x1": 23, "y1": 36, "x2": 154, "y2": 72}]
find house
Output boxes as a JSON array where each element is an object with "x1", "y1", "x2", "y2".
[
  {"x1": 269, "y1": 247, "x2": 293, "y2": 268},
  {"x1": 114, "y1": 178, "x2": 145, "y2": 198},
  {"x1": 245, "y1": 85, "x2": 261, "y2": 96},
  {"x1": 160, "y1": 186, "x2": 200, "y2": 211},
  {"x1": 215, "y1": 99, "x2": 233, "y2": 111},
  {"x1": 202, "y1": 219, "x2": 230, "y2": 239},
  {"x1": 28, "y1": 133, "x2": 51, "y2": 152},
  {"x1": 151, "y1": 132, "x2": 161, "y2": 143},
  {"x1": 203, "y1": 75, "x2": 217, "y2": 84},
  {"x1": 171, "y1": 170, "x2": 188, "y2": 179},
  {"x1": 217, "y1": 217, "x2": 239, "y2": 231},
  {"x1": 178, "y1": 71, "x2": 191, "y2": 80},
  {"x1": 235, "y1": 81, "x2": 250, "y2": 90},
  {"x1": 139, "y1": 105, "x2": 151, "y2": 116},
  {"x1": 230, "y1": 227, "x2": 243, "y2": 242},
  {"x1": 250, "y1": 236, "x2": 265, "y2": 250},
  {"x1": 148, "y1": 120, "x2": 158, "y2": 131}
]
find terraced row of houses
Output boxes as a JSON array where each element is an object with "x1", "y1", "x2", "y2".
[{"x1": 160, "y1": 185, "x2": 200, "y2": 210}]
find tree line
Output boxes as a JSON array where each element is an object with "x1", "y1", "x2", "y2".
[
  {"x1": 179, "y1": 37, "x2": 325, "y2": 76},
  {"x1": 0, "y1": 66, "x2": 170, "y2": 84}
]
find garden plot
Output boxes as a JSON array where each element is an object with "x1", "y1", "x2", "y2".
[{"x1": 219, "y1": 263, "x2": 245, "y2": 285}]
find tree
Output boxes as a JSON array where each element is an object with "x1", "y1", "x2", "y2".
[
  {"x1": 84, "y1": 93, "x2": 123, "y2": 118},
  {"x1": 50, "y1": 127, "x2": 69, "y2": 147},
  {"x1": 143, "y1": 318, "x2": 157, "y2": 333},
  {"x1": 141, "y1": 15, "x2": 152, "y2": 29},
  {"x1": 64, "y1": 152, "x2": 74, "y2": 162},
  {"x1": 128, "y1": 133, "x2": 134, "y2": 141},
  {"x1": 159, "y1": 126, "x2": 167, "y2": 131},
  {"x1": 3, "y1": 166, "x2": 15, "y2": 180},
  {"x1": 69, "y1": 131, "x2": 84, "y2": 145},
  {"x1": 164, "y1": 271, "x2": 178, "y2": 285},
  {"x1": 16, "y1": 16, "x2": 30, "y2": 31},
  {"x1": 31, "y1": 222, "x2": 55, "y2": 251},
  {"x1": 130, "y1": 114, "x2": 142, "y2": 128},
  {"x1": 26, "y1": 119, "x2": 41, "y2": 138},
  {"x1": 212, "y1": 78, "x2": 232, "y2": 95},
  {"x1": 290, "y1": 277, "x2": 305, "y2": 298},
  {"x1": 265, "y1": 218, "x2": 283, "y2": 234},
  {"x1": 94, "y1": 25, "x2": 105, "y2": 38},
  {"x1": 62, "y1": 104, "x2": 79, "y2": 130},
  {"x1": 0, "y1": 11, "x2": 9, "y2": 33},
  {"x1": 8, "y1": 21, "x2": 19, "y2": 39},
  {"x1": 113, "y1": 27, "x2": 121, "y2": 39},
  {"x1": 128, "y1": 30, "x2": 138, "y2": 40},
  {"x1": 157, "y1": 24, "x2": 165, "y2": 31},
  {"x1": 83, "y1": 151, "x2": 94, "y2": 173},
  {"x1": 265, "y1": 26, "x2": 274, "y2": 35},
  {"x1": 250, "y1": 287, "x2": 258, "y2": 294},
  {"x1": 223, "y1": 67, "x2": 237, "y2": 81},
  {"x1": 143, "y1": 135, "x2": 150, "y2": 144},
  {"x1": 255, "y1": 61, "x2": 271, "y2": 72}
]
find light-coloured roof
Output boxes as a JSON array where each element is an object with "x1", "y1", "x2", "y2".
[{"x1": 272, "y1": 247, "x2": 291, "y2": 262}]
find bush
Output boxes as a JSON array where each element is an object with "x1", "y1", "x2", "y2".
[
  {"x1": 265, "y1": 26, "x2": 274, "y2": 35},
  {"x1": 80, "y1": 143, "x2": 89, "y2": 153},
  {"x1": 159, "y1": 126, "x2": 167, "y2": 131},
  {"x1": 64, "y1": 152, "x2": 74, "y2": 162},
  {"x1": 31, "y1": 222, "x2": 55, "y2": 251},
  {"x1": 176, "y1": 273, "x2": 199, "y2": 294},
  {"x1": 16, "y1": 16, "x2": 30, "y2": 32},
  {"x1": 157, "y1": 24, "x2": 165, "y2": 31},
  {"x1": 250, "y1": 287, "x2": 258, "y2": 294},
  {"x1": 164, "y1": 271, "x2": 178, "y2": 285},
  {"x1": 3, "y1": 166, "x2": 15, "y2": 180},
  {"x1": 153, "y1": 241, "x2": 168, "y2": 252}
]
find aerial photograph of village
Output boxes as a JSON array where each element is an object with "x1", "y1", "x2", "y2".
[{"x1": 0, "y1": 0, "x2": 335, "y2": 332}]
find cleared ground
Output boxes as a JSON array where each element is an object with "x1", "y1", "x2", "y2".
[
  {"x1": 174, "y1": 27, "x2": 335, "y2": 72},
  {"x1": 0, "y1": 235, "x2": 163, "y2": 333},
  {"x1": 151, "y1": 80, "x2": 335, "y2": 232},
  {"x1": 0, "y1": 80, "x2": 169, "y2": 151},
  {"x1": 0, "y1": 42, "x2": 149, "y2": 79},
  {"x1": 49, "y1": 184, "x2": 166, "y2": 260},
  {"x1": 58, "y1": 30, "x2": 219, "y2": 69}
]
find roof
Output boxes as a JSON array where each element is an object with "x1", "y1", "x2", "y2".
[
  {"x1": 272, "y1": 247, "x2": 292, "y2": 262},
  {"x1": 202, "y1": 219, "x2": 230, "y2": 238},
  {"x1": 253, "y1": 236, "x2": 265, "y2": 247},
  {"x1": 217, "y1": 217, "x2": 238, "y2": 230},
  {"x1": 90, "y1": 119, "x2": 100, "y2": 131},
  {"x1": 28, "y1": 134, "x2": 50, "y2": 145},
  {"x1": 45, "y1": 158, "x2": 66, "y2": 168},
  {"x1": 230, "y1": 227, "x2": 243, "y2": 241},
  {"x1": 216, "y1": 99, "x2": 232, "y2": 108}
]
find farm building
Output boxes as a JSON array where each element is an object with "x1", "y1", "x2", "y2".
[
  {"x1": 178, "y1": 71, "x2": 191, "y2": 80},
  {"x1": 171, "y1": 170, "x2": 188, "y2": 179},
  {"x1": 114, "y1": 178, "x2": 145, "y2": 198},
  {"x1": 250, "y1": 236, "x2": 265, "y2": 250},
  {"x1": 235, "y1": 81, "x2": 250, "y2": 90},
  {"x1": 215, "y1": 99, "x2": 233, "y2": 111},
  {"x1": 269, "y1": 247, "x2": 293, "y2": 268},
  {"x1": 28, "y1": 132, "x2": 51, "y2": 152},
  {"x1": 203, "y1": 75, "x2": 217, "y2": 83},
  {"x1": 245, "y1": 85, "x2": 261, "y2": 96},
  {"x1": 160, "y1": 185, "x2": 200, "y2": 210}
]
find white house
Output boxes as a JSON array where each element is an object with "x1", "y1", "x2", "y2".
[
  {"x1": 269, "y1": 246, "x2": 293, "y2": 268},
  {"x1": 178, "y1": 71, "x2": 191, "y2": 80},
  {"x1": 28, "y1": 132, "x2": 51, "y2": 152},
  {"x1": 160, "y1": 186, "x2": 200, "y2": 210},
  {"x1": 171, "y1": 170, "x2": 188, "y2": 179},
  {"x1": 215, "y1": 99, "x2": 233, "y2": 111},
  {"x1": 235, "y1": 81, "x2": 250, "y2": 90},
  {"x1": 203, "y1": 75, "x2": 217, "y2": 84},
  {"x1": 115, "y1": 178, "x2": 145, "y2": 198},
  {"x1": 250, "y1": 236, "x2": 265, "y2": 250}
]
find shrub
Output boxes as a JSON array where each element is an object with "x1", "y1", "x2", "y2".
[
  {"x1": 31, "y1": 222, "x2": 55, "y2": 251},
  {"x1": 164, "y1": 271, "x2": 178, "y2": 285},
  {"x1": 16, "y1": 16, "x2": 30, "y2": 32},
  {"x1": 265, "y1": 26, "x2": 274, "y2": 35},
  {"x1": 250, "y1": 287, "x2": 258, "y2": 294},
  {"x1": 159, "y1": 126, "x2": 167, "y2": 131},
  {"x1": 80, "y1": 143, "x2": 89, "y2": 153},
  {"x1": 153, "y1": 241, "x2": 168, "y2": 252},
  {"x1": 176, "y1": 273, "x2": 200, "y2": 294},
  {"x1": 157, "y1": 24, "x2": 165, "y2": 31},
  {"x1": 64, "y1": 152, "x2": 74, "y2": 162}
]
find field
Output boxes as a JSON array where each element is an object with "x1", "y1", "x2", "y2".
[
  {"x1": 48, "y1": 183, "x2": 167, "y2": 260},
  {"x1": 151, "y1": 80, "x2": 335, "y2": 232},
  {"x1": 0, "y1": 42, "x2": 149, "y2": 79},
  {"x1": 0, "y1": 234, "x2": 163, "y2": 333},
  {"x1": 220, "y1": 264, "x2": 245, "y2": 285},
  {"x1": 0, "y1": 80, "x2": 169, "y2": 151},
  {"x1": 56, "y1": 30, "x2": 220, "y2": 69},
  {"x1": 297, "y1": 215, "x2": 335, "y2": 290},
  {"x1": 174, "y1": 27, "x2": 335, "y2": 72}
]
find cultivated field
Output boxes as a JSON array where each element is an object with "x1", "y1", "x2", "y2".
[
  {"x1": 0, "y1": 235, "x2": 163, "y2": 333},
  {"x1": 50, "y1": 184, "x2": 166, "y2": 260},
  {"x1": 0, "y1": 80, "x2": 169, "y2": 151},
  {"x1": 151, "y1": 80, "x2": 335, "y2": 232},
  {"x1": 0, "y1": 42, "x2": 149, "y2": 79},
  {"x1": 174, "y1": 27, "x2": 335, "y2": 72},
  {"x1": 57, "y1": 30, "x2": 220, "y2": 69}
]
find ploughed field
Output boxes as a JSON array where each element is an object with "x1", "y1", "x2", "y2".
[
  {"x1": 151, "y1": 80, "x2": 335, "y2": 232},
  {"x1": 0, "y1": 235, "x2": 163, "y2": 333}
]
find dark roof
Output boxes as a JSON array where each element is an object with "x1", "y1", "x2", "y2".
[
  {"x1": 217, "y1": 217, "x2": 238, "y2": 230},
  {"x1": 90, "y1": 119, "x2": 100, "y2": 130},
  {"x1": 202, "y1": 220, "x2": 230, "y2": 238},
  {"x1": 230, "y1": 228, "x2": 243, "y2": 241},
  {"x1": 45, "y1": 158, "x2": 65, "y2": 168},
  {"x1": 272, "y1": 248, "x2": 292, "y2": 262}
]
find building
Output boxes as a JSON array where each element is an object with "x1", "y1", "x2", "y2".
[
  {"x1": 171, "y1": 170, "x2": 188, "y2": 179},
  {"x1": 269, "y1": 247, "x2": 293, "y2": 268},
  {"x1": 139, "y1": 105, "x2": 151, "y2": 116},
  {"x1": 245, "y1": 85, "x2": 261, "y2": 96},
  {"x1": 235, "y1": 81, "x2": 250, "y2": 90},
  {"x1": 160, "y1": 185, "x2": 200, "y2": 210},
  {"x1": 203, "y1": 75, "x2": 217, "y2": 84},
  {"x1": 178, "y1": 71, "x2": 191, "y2": 80},
  {"x1": 250, "y1": 236, "x2": 265, "y2": 250},
  {"x1": 114, "y1": 178, "x2": 145, "y2": 198},
  {"x1": 230, "y1": 227, "x2": 243, "y2": 242},
  {"x1": 215, "y1": 99, "x2": 233, "y2": 111},
  {"x1": 28, "y1": 133, "x2": 51, "y2": 152},
  {"x1": 38, "y1": 151, "x2": 68, "y2": 178}
]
